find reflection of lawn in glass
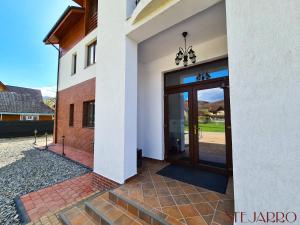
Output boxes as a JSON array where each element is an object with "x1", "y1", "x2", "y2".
[
  {"x1": 199, "y1": 122, "x2": 225, "y2": 132},
  {"x1": 184, "y1": 122, "x2": 225, "y2": 133}
]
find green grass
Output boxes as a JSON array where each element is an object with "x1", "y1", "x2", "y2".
[
  {"x1": 199, "y1": 122, "x2": 225, "y2": 132},
  {"x1": 184, "y1": 122, "x2": 225, "y2": 133}
]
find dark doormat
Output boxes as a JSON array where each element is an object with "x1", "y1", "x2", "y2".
[{"x1": 157, "y1": 164, "x2": 228, "y2": 194}]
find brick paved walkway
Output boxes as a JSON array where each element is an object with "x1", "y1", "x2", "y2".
[
  {"x1": 21, "y1": 173, "x2": 95, "y2": 222},
  {"x1": 38, "y1": 143, "x2": 94, "y2": 169}
]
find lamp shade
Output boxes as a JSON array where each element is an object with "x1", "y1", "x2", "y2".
[{"x1": 175, "y1": 56, "x2": 180, "y2": 65}]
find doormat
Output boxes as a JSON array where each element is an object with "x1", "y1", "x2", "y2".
[{"x1": 157, "y1": 164, "x2": 228, "y2": 194}]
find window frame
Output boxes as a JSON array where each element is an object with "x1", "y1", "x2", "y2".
[
  {"x1": 82, "y1": 100, "x2": 95, "y2": 128},
  {"x1": 86, "y1": 41, "x2": 97, "y2": 67},
  {"x1": 89, "y1": 0, "x2": 98, "y2": 17},
  {"x1": 69, "y1": 104, "x2": 74, "y2": 127},
  {"x1": 71, "y1": 53, "x2": 77, "y2": 75}
]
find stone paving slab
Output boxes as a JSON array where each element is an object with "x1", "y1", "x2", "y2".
[
  {"x1": 40, "y1": 143, "x2": 94, "y2": 169},
  {"x1": 20, "y1": 173, "x2": 96, "y2": 223}
]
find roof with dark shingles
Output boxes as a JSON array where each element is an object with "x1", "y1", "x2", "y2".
[{"x1": 0, "y1": 85, "x2": 54, "y2": 114}]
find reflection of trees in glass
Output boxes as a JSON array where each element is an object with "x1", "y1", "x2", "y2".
[{"x1": 198, "y1": 100, "x2": 225, "y2": 132}]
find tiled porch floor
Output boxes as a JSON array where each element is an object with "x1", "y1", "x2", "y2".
[
  {"x1": 47, "y1": 144, "x2": 94, "y2": 169},
  {"x1": 114, "y1": 159, "x2": 234, "y2": 225}
]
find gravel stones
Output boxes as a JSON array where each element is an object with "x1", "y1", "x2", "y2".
[{"x1": 0, "y1": 137, "x2": 90, "y2": 225}]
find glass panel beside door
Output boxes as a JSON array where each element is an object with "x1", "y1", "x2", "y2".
[
  {"x1": 166, "y1": 91, "x2": 191, "y2": 163},
  {"x1": 196, "y1": 87, "x2": 226, "y2": 169}
]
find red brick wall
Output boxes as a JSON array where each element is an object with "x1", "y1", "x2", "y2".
[
  {"x1": 92, "y1": 172, "x2": 120, "y2": 190},
  {"x1": 56, "y1": 78, "x2": 95, "y2": 153}
]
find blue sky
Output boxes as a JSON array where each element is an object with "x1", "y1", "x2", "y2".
[
  {"x1": 0, "y1": 0, "x2": 77, "y2": 97},
  {"x1": 183, "y1": 69, "x2": 228, "y2": 102}
]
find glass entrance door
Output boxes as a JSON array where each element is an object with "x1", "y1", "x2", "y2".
[
  {"x1": 164, "y1": 58, "x2": 232, "y2": 174},
  {"x1": 196, "y1": 87, "x2": 227, "y2": 169},
  {"x1": 165, "y1": 91, "x2": 192, "y2": 164}
]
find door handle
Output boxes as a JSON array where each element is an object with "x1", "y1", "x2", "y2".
[{"x1": 194, "y1": 125, "x2": 197, "y2": 135}]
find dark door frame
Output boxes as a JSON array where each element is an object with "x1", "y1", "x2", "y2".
[{"x1": 163, "y1": 61, "x2": 232, "y2": 176}]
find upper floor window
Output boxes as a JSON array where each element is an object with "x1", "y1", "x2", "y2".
[
  {"x1": 83, "y1": 100, "x2": 95, "y2": 128},
  {"x1": 71, "y1": 53, "x2": 77, "y2": 75},
  {"x1": 89, "y1": 0, "x2": 98, "y2": 17},
  {"x1": 87, "y1": 41, "x2": 97, "y2": 67}
]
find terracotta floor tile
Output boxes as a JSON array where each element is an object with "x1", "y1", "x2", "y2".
[
  {"x1": 187, "y1": 194, "x2": 205, "y2": 204},
  {"x1": 196, "y1": 187, "x2": 210, "y2": 193},
  {"x1": 193, "y1": 203, "x2": 214, "y2": 215},
  {"x1": 201, "y1": 192, "x2": 220, "y2": 202},
  {"x1": 151, "y1": 208, "x2": 168, "y2": 219},
  {"x1": 166, "y1": 181, "x2": 179, "y2": 188},
  {"x1": 154, "y1": 182, "x2": 168, "y2": 189},
  {"x1": 158, "y1": 196, "x2": 176, "y2": 207},
  {"x1": 143, "y1": 189, "x2": 157, "y2": 198},
  {"x1": 178, "y1": 205, "x2": 199, "y2": 218},
  {"x1": 166, "y1": 216, "x2": 183, "y2": 225},
  {"x1": 69, "y1": 212, "x2": 89, "y2": 225},
  {"x1": 142, "y1": 182, "x2": 155, "y2": 189},
  {"x1": 213, "y1": 210, "x2": 234, "y2": 225},
  {"x1": 208, "y1": 201, "x2": 218, "y2": 209},
  {"x1": 173, "y1": 195, "x2": 190, "y2": 205},
  {"x1": 186, "y1": 216, "x2": 207, "y2": 225},
  {"x1": 202, "y1": 214, "x2": 214, "y2": 225},
  {"x1": 169, "y1": 187, "x2": 185, "y2": 196},
  {"x1": 142, "y1": 198, "x2": 159, "y2": 208},
  {"x1": 162, "y1": 206, "x2": 183, "y2": 219},
  {"x1": 114, "y1": 214, "x2": 135, "y2": 225},
  {"x1": 217, "y1": 200, "x2": 234, "y2": 213},
  {"x1": 156, "y1": 188, "x2": 171, "y2": 197},
  {"x1": 151, "y1": 175, "x2": 165, "y2": 183},
  {"x1": 105, "y1": 208, "x2": 123, "y2": 221},
  {"x1": 182, "y1": 186, "x2": 199, "y2": 194}
]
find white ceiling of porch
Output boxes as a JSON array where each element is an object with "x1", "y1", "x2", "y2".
[{"x1": 138, "y1": 1, "x2": 227, "y2": 63}]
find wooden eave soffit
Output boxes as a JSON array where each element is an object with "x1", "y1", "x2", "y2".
[{"x1": 44, "y1": 8, "x2": 84, "y2": 45}]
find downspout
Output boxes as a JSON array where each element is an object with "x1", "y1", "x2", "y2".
[{"x1": 49, "y1": 42, "x2": 61, "y2": 144}]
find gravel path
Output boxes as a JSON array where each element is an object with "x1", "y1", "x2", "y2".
[{"x1": 0, "y1": 137, "x2": 90, "y2": 225}]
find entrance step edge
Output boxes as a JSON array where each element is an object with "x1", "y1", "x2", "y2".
[
  {"x1": 85, "y1": 201, "x2": 114, "y2": 225},
  {"x1": 109, "y1": 190, "x2": 171, "y2": 225},
  {"x1": 58, "y1": 213, "x2": 72, "y2": 225},
  {"x1": 57, "y1": 191, "x2": 104, "y2": 225}
]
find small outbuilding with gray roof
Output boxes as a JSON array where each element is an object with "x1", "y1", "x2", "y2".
[{"x1": 0, "y1": 82, "x2": 54, "y2": 121}]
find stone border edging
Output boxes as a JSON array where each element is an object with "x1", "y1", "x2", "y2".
[{"x1": 14, "y1": 196, "x2": 30, "y2": 225}]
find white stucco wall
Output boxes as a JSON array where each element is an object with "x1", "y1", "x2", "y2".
[
  {"x1": 58, "y1": 29, "x2": 97, "y2": 91},
  {"x1": 138, "y1": 35, "x2": 228, "y2": 160},
  {"x1": 226, "y1": 0, "x2": 300, "y2": 221},
  {"x1": 94, "y1": 0, "x2": 137, "y2": 184}
]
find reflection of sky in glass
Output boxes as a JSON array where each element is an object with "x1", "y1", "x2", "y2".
[
  {"x1": 183, "y1": 88, "x2": 223, "y2": 102},
  {"x1": 210, "y1": 69, "x2": 228, "y2": 79},
  {"x1": 198, "y1": 88, "x2": 223, "y2": 103},
  {"x1": 184, "y1": 92, "x2": 188, "y2": 101},
  {"x1": 181, "y1": 69, "x2": 228, "y2": 101},
  {"x1": 183, "y1": 69, "x2": 229, "y2": 85},
  {"x1": 183, "y1": 76, "x2": 197, "y2": 84}
]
